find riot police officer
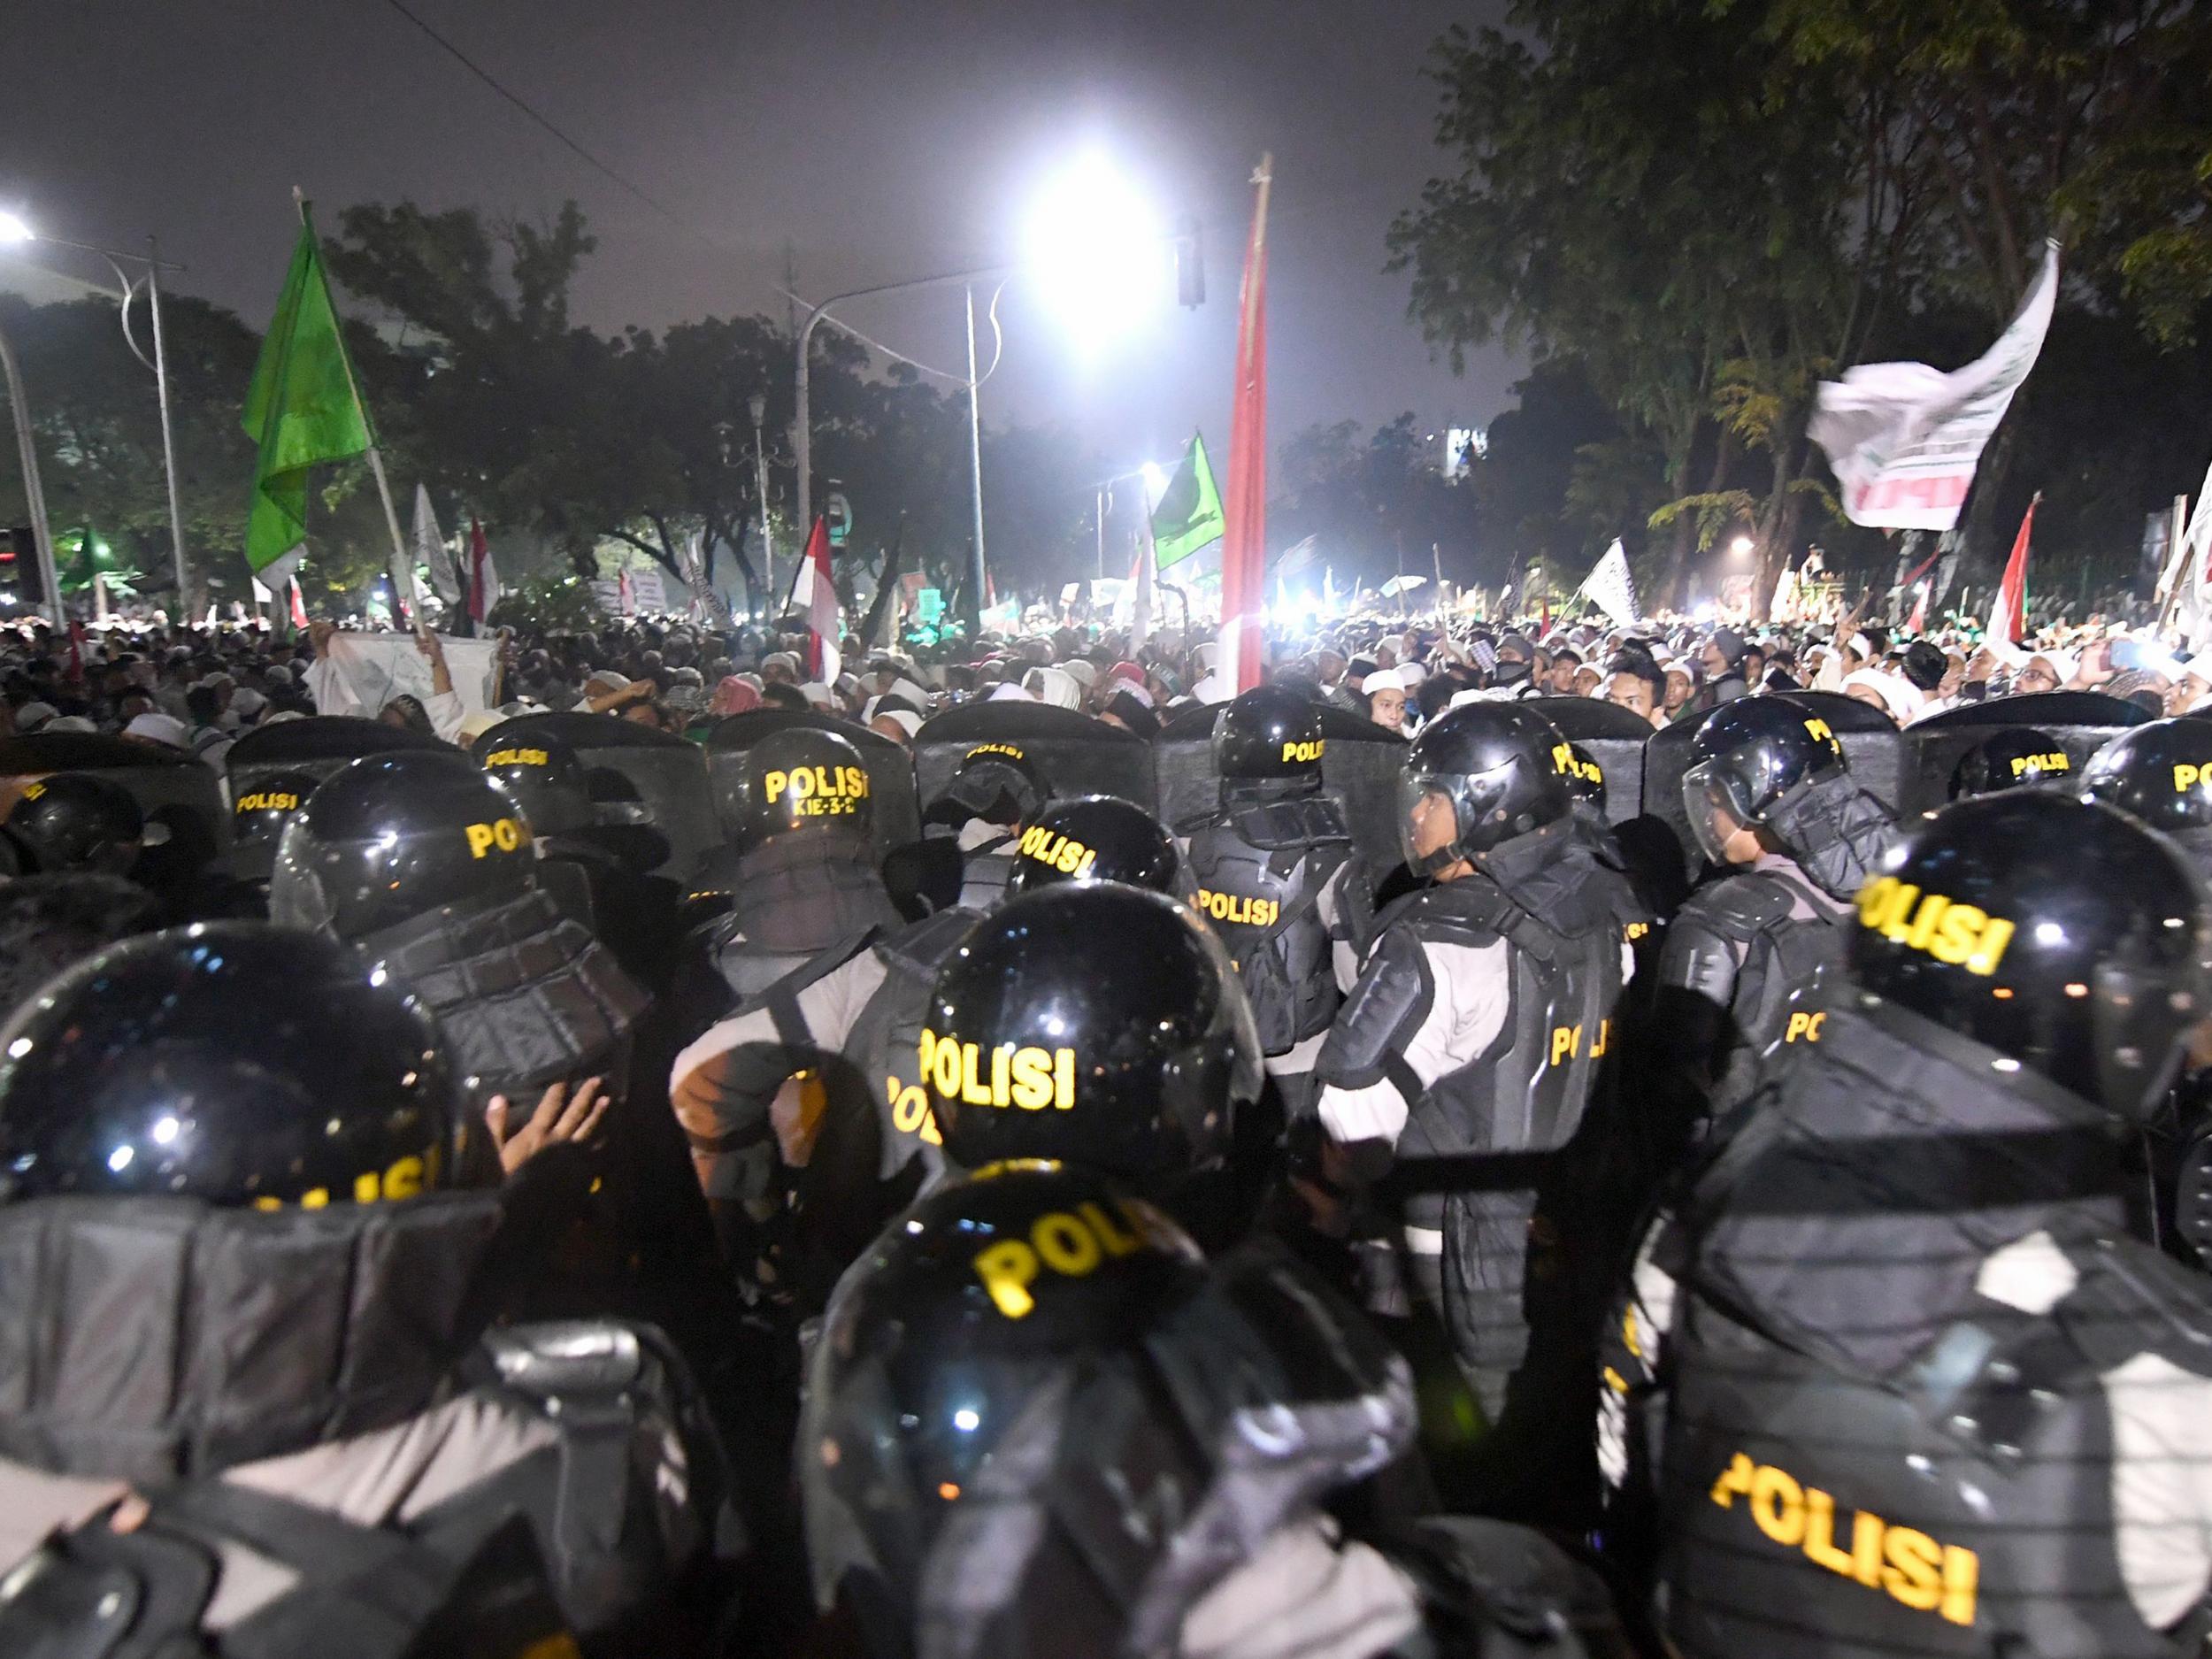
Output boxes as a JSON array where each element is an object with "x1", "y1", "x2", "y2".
[
  {"x1": 889, "y1": 739, "x2": 1049, "y2": 916},
  {"x1": 2080, "y1": 716, "x2": 2212, "y2": 872},
  {"x1": 477, "y1": 727, "x2": 682, "y2": 992},
  {"x1": 1651, "y1": 695, "x2": 1898, "y2": 1149},
  {"x1": 1949, "y1": 724, "x2": 2072, "y2": 799},
  {"x1": 918, "y1": 880, "x2": 1262, "y2": 1240},
  {"x1": 669, "y1": 801, "x2": 1199, "y2": 1283},
  {"x1": 1182, "y1": 685, "x2": 1356, "y2": 1118},
  {"x1": 227, "y1": 766, "x2": 317, "y2": 887},
  {"x1": 0, "y1": 923, "x2": 727, "y2": 1656},
  {"x1": 1313, "y1": 701, "x2": 1648, "y2": 1520},
  {"x1": 4, "y1": 771, "x2": 167, "y2": 876},
  {"x1": 803, "y1": 1160, "x2": 1629, "y2": 1658},
  {"x1": 1636, "y1": 792, "x2": 2212, "y2": 1656},
  {"x1": 270, "y1": 749, "x2": 648, "y2": 1110}
]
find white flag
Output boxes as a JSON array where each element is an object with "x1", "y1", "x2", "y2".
[
  {"x1": 1130, "y1": 519, "x2": 1156, "y2": 650},
  {"x1": 414, "y1": 485, "x2": 459, "y2": 605},
  {"x1": 1579, "y1": 539, "x2": 1638, "y2": 626},
  {"x1": 1771, "y1": 560, "x2": 1801, "y2": 624},
  {"x1": 1810, "y1": 240, "x2": 2059, "y2": 531}
]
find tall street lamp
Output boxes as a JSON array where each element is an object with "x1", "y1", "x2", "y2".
[
  {"x1": 748, "y1": 390, "x2": 774, "y2": 616},
  {"x1": 0, "y1": 211, "x2": 193, "y2": 610},
  {"x1": 0, "y1": 319, "x2": 62, "y2": 625}
]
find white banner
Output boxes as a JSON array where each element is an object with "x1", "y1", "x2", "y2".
[
  {"x1": 629, "y1": 567, "x2": 669, "y2": 613},
  {"x1": 413, "y1": 485, "x2": 460, "y2": 604},
  {"x1": 312, "y1": 632, "x2": 502, "y2": 721},
  {"x1": 1578, "y1": 538, "x2": 1638, "y2": 626},
  {"x1": 1810, "y1": 239, "x2": 2060, "y2": 531}
]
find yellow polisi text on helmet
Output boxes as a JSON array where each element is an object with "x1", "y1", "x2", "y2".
[
  {"x1": 2013, "y1": 752, "x2": 2068, "y2": 778},
  {"x1": 965, "y1": 741, "x2": 1027, "y2": 763},
  {"x1": 483, "y1": 747, "x2": 549, "y2": 768},
  {"x1": 1550, "y1": 742, "x2": 1602, "y2": 785},
  {"x1": 234, "y1": 790, "x2": 300, "y2": 814},
  {"x1": 464, "y1": 817, "x2": 529, "y2": 858},
  {"x1": 919, "y1": 1028, "x2": 1076, "y2": 1111},
  {"x1": 1280, "y1": 738, "x2": 1325, "y2": 764},
  {"x1": 764, "y1": 764, "x2": 870, "y2": 818},
  {"x1": 970, "y1": 1194, "x2": 1174, "y2": 1318},
  {"x1": 1855, "y1": 875, "x2": 2016, "y2": 975},
  {"x1": 1709, "y1": 1452, "x2": 1978, "y2": 1626},
  {"x1": 1196, "y1": 888, "x2": 1279, "y2": 928},
  {"x1": 2176, "y1": 763, "x2": 2212, "y2": 792},
  {"x1": 1017, "y1": 825, "x2": 1096, "y2": 877}
]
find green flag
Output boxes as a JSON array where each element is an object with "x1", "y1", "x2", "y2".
[
  {"x1": 1150, "y1": 431, "x2": 1224, "y2": 570},
  {"x1": 242, "y1": 211, "x2": 373, "y2": 577}
]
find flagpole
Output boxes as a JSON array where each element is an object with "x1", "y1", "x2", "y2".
[{"x1": 293, "y1": 189, "x2": 423, "y2": 637}]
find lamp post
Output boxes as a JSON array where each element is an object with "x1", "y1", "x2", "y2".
[
  {"x1": 0, "y1": 319, "x2": 62, "y2": 626},
  {"x1": 748, "y1": 390, "x2": 774, "y2": 617},
  {"x1": 0, "y1": 214, "x2": 192, "y2": 610}
]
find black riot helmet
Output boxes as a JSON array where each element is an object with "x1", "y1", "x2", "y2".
[
  {"x1": 1002, "y1": 795, "x2": 1179, "y2": 898},
  {"x1": 929, "y1": 741, "x2": 1046, "y2": 828},
  {"x1": 268, "y1": 750, "x2": 535, "y2": 942},
  {"x1": 734, "y1": 725, "x2": 874, "y2": 845},
  {"x1": 1680, "y1": 694, "x2": 1847, "y2": 864},
  {"x1": 1397, "y1": 701, "x2": 1574, "y2": 875},
  {"x1": 1213, "y1": 683, "x2": 1325, "y2": 783},
  {"x1": 1847, "y1": 794, "x2": 2212, "y2": 1125},
  {"x1": 473, "y1": 730, "x2": 595, "y2": 837},
  {"x1": 922, "y1": 884, "x2": 1260, "y2": 1180},
  {"x1": 799, "y1": 1162, "x2": 1210, "y2": 1649},
  {"x1": 5, "y1": 773, "x2": 164, "y2": 874},
  {"x1": 1949, "y1": 727, "x2": 2072, "y2": 800},
  {"x1": 228, "y1": 769, "x2": 319, "y2": 880},
  {"x1": 2079, "y1": 718, "x2": 2212, "y2": 856},
  {"x1": 0, "y1": 921, "x2": 465, "y2": 1206},
  {"x1": 1564, "y1": 740, "x2": 1608, "y2": 818}
]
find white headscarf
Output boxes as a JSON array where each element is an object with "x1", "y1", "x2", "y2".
[{"x1": 1023, "y1": 665, "x2": 1083, "y2": 710}]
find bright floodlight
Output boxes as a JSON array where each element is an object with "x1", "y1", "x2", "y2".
[
  {"x1": 1731, "y1": 535, "x2": 1755, "y2": 557},
  {"x1": 1025, "y1": 153, "x2": 1168, "y2": 347},
  {"x1": 1140, "y1": 461, "x2": 1169, "y2": 507},
  {"x1": 0, "y1": 211, "x2": 32, "y2": 246}
]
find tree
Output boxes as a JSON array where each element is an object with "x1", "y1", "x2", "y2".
[{"x1": 0, "y1": 292, "x2": 266, "y2": 598}]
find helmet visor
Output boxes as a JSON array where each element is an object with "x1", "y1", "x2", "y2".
[{"x1": 1682, "y1": 759, "x2": 1754, "y2": 865}]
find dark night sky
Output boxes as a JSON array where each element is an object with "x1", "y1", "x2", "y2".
[{"x1": 6, "y1": 0, "x2": 1517, "y2": 472}]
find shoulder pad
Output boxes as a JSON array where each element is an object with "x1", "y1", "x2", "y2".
[
  {"x1": 2058, "y1": 1233, "x2": 2212, "y2": 1371},
  {"x1": 1680, "y1": 871, "x2": 1801, "y2": 942},
  {"x1": 483, "y1": 1321, "x2": 643, "y2": 1402},
  {"x1": 1230, "y1": 795, "x2": 1353, "y2": 850},
  {"x1": 1378, "y1": 879, "x2": 1508, "y2": 948}
]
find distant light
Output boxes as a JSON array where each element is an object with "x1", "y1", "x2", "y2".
[
  {"x1": 152, "y1": 1116, "x2": 180, "y2": 1145},
  {"x1": 1730, "y1": 536, "x2": 1755, "y2": 557},
  {"x1": 1024, "y1": 151, "x2": 1169, "y2": 349},
  {"x1": 107, "y1": 1145, "x2": 134, "y2": 1172},
  {"x1": 5, "y1": 1038, "x2": 29, "y2": 1059},
  {"x1": 1140, "y1": 462, "x2": 1169, "y2": 507},
  {"x1": 2034, "y1": 922, "x2": 2065, "y2": 946},
  {"x1": 0, "y1": 211, "x2": 31, "y2": 246},
  {"x1": 952, "y1": 1408, "x2": 980, "y2": 1432}
]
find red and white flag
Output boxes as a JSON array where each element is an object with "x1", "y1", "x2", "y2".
[
  {"x1": 1219, "y1": 156, "x2": 1273, "y2": 693},
  {"x1": 467, "y1": 517, "x2": 500, "y2": 626},
  {"x1": 788, "y1": 515, "x2": 842, "y2": 683},
  {"x1": 1993, "y1": 494, "x2": 2039, "y2": 646},
  {"x1": 288, "y1": 576, "x2": 310, "y2": 632}
]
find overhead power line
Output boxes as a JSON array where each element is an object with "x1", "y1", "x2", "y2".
[{"x1": 375, "y1": 0, "x2": 729, "y2": 252}]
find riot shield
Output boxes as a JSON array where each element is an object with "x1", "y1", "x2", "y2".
[
  {"x1": 705, "y1": 709, "x2": 920, "y2": 863},
  {"x1": 1902, "y1": 689, "x2": 2151, "y2": 814},
  {"x1": 226, "y1": 717, "x2": 449, "y2": 801},
  {"x1": 0, "y1": 731, "x2": 229, "y2": 869},
  {"x1": 912, "y1": 702, "x2": 1156, "y2": 816},
  {"x1": 1153, "y1": 701, "x2": 1407, "y2": 870},
  {"x1": 1520, "y1": 696, "x2": 1653, "y2": 826},
  {"x1": 480, "y1": 712, "x2": 719, "y2": 883},
  {"x1": 1642, "y1": 691, "x2": 1904, "y2": 881}
]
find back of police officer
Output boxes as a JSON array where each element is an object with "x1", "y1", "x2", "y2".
[
  {"x1": 1182, "y1": 685, "x2": 1356, "y2": 1117},
  {"x1": 1640, "y1": 794, "x2": 2212, "y2": 1656},
  {"x1": 2081, "y1": 717, "x2": 2212, "y2": 879},
  {"x1": 270, "y1": 749, "x2": 648, "y2": 1109},
  {"x1": 890, "y1": 740, "x2": 1049, "y2": 917},
  {"x1": 804, "y1": 1161, "x2": 1629, "y2": 1659},
  {"x1": 1652, "y1": 696, "x2": 1897, "y2": 1150},
  {"x1": 0, "y1": 924, "x2": 725, "y2": 1658},
  {"x1": 1313, "y1": 702, "x2": 1648, "y2": 1519}
]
